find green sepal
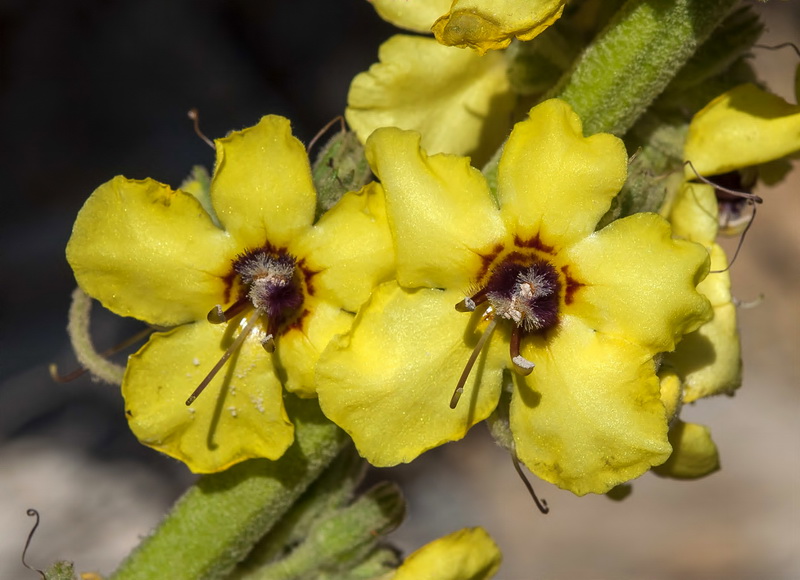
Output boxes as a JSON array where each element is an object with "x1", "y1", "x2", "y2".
[
  {"x1": 232, "y1": 444, "x2": 367, "y2": 576},
  {"x1": 312, "y1": 130, "x2": 372, "y2": 220},
  {"x1": 506, "y1": 30, "x2": 577, "y2": 98},
  {"x1": 43, "y1": 561, "x2": 79, "y2": 580},
  {"x1": 243, "y1": 482, "x2": 405, "y2": 580},
  {"x1": 180, "y1": 165, "x2": 219, "y2": 227},
  {"x1": 656, "y1": 57, "x2": 758, "y2": 116},
  {"x1": 598, "y1": 110, "x2": 688, "y2": 227},
  {"x1": 334, "y1": 547, "x2": 401, "y2": 580}
]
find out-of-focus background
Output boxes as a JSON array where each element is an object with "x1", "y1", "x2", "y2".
[{"x1": 1, "y1": 1, "x2": 797, "y2": 578}]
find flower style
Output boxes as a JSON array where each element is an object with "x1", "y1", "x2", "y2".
[
  {"x1": 369, "y1": 0, "x2": 565, "y2": 53},
  {"x1": 316, "y1": 99, "x2": 712, "y2": 495},
  {"x1": 66, "y1": 116, "x2": 393, "y2": 473}
]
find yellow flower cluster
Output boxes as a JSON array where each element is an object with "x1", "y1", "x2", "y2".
[
  {"x1": 67, "y1": 117, "x2": 395, "y2": 472},
  {"x1": 68, "y1": 99, "x2": 711, "y2": 497},
  {"x1": 65, "y1": 2, "x2": 798, "y2": 503}
]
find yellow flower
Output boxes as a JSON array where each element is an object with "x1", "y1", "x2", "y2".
[
  {"x1": 316, "y1": 99, "x2": 712, "y2": 495},
  {"x1": 370, "y1": 0, "x2": 565, "y2": 53},
  {"x1": 347, "y1": 35, "x2": 515, "y2": 162},
  {"x1": 683, "y1": 83, "x2": 800, "y2": 235},
  {"x1": 384, "y1": 527, "x2": 501, "y2": 580},
  {"x1": 66, "y1": 116, "x2": 393, "y2": 473}
]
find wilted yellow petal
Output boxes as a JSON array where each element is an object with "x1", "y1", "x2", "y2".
[
  {"x1": 123, "y1": 321, "x2": 294, "y2": 473},
  {"x1": 316, "y1": 282, "x2": 506, "y2": 467},
  {"x1": 389, "y1": 527, "x2": 501, "y2": 580},
  {"x1": 498, "y1": 99, "x2": 628, "y2": 248},
  {"x1": 684, "y1": 83, "x2": 800, "y2": 177},
  {"x1": 561, "y1": 213, "x2": 712, "y2": 354},
  {"x1": 66, "y1": 177, "x2": 238, "y2": 327},
  {"x1": 511, "y1": 315, "x2": 671, "y2": 495},
  {"x1": 211, "y1": 115, "x2": 316, "y2": 249},
  {"x1": 347, "y1": 35, "x2": 514, "y2": 162},
  {"x1": 432, "y1": 0, "x2": 565, "y2": 53},
  {"x1": 653, "y1": 420, "x2": 720, "y2": 479},
  {"x1": 366, "y1": 127, "x2": 509, "y2": 290}
]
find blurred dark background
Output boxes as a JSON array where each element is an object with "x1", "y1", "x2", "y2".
[{"x1": 1, "y1": 1, "x2": 798, "y2": 578}]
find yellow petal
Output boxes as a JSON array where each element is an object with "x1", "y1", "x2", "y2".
[
  {"x1": 277, "y1": 298, "x2": 355, "y2": 397},
  {"x1": 668, "y1": 301, "x2": 741, "y2": 403},
  {"x1": 498, "y1": 99, "x2": 628, "y2": 249},
  {"x1": 346, "y1": 35, "x2": 514, "y2": 162},
  {"x1": 561, "y1": 213, "x2": 712, "y2": 354},
  {"x1": 366, "y1": 127, "x2": 509, "y2": 290},
  {"x1": 389, "y1": 527, "x2": 501, "y2": 580},
  {"x1": 291, "y1": 182, "x2": 395, "y2": 313},
  {"x1": 66, "y1": 176, "x2": 238, "y2": 327},
  {"x1": 211, "y1": 115, "x2": 316, "y2": 249},
  {"x1": 511, "y1": 315, "x2": 671, "y2": 495},
  {"x1": 432, "y1": 0, "x2": 565, "y2": 53},
  {"x1": 123, "y1": 320, "x2": 294, "y2": 473},
  {"x1": 653, "y1": 420, "x2": 720, "y2": 479},
  {"x1": 315, "y1": 282, "x2": 506, "y2": 467},
  {"x1": 370, "y1": 0, "x2": 451, "y2": 33},
  {"x1": 669, "y1": 182, "x2": 719, "y2": 243},
  {"x1": 684, "y1": 84, "x2": 800, "y2": 177}
]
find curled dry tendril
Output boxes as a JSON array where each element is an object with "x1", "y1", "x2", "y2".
[
  {"x1": 22, "y1": 509, "x2": 45, "y2": 579},
  {"x1": 512, "y1": 456, "x2": 550, "y2": 515}
]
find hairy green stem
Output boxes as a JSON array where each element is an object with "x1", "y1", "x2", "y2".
[
  {"x1": 551, "y1": 0, "x2": 739, "y2": 136},
  {"x1": 110, "y1": 397, "x2": 347, "y2": 580},
  {"x1": 58, "y1": 287, "x2": 125, "y2": 384}
]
